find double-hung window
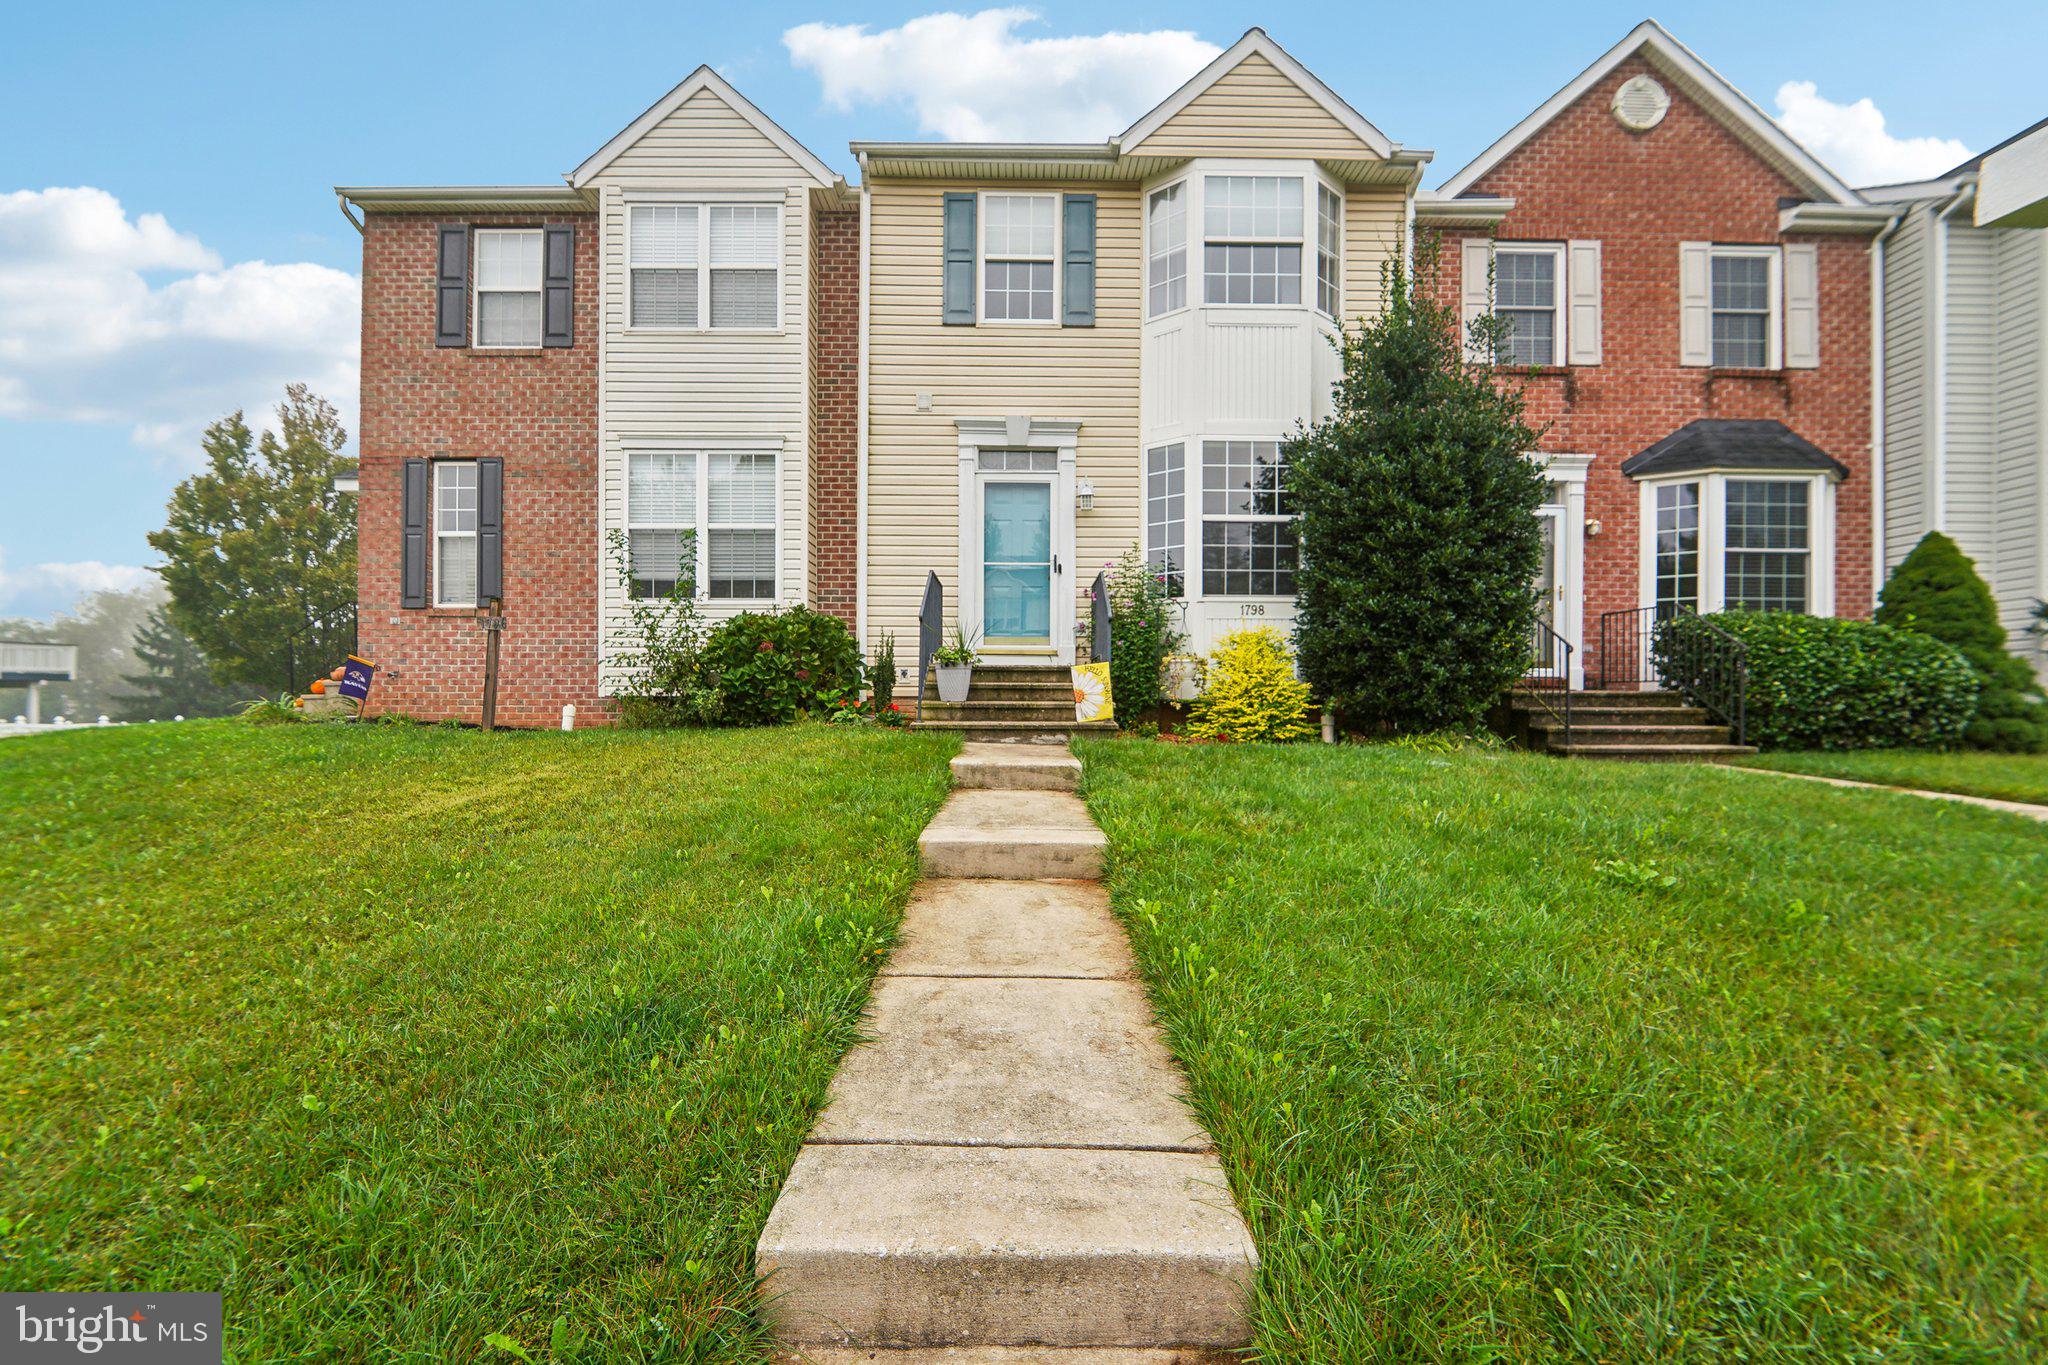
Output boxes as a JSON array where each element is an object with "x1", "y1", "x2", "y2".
[
  {"x1": 474, "y1": 230, "x2": 544, "y2": 347},
  {"x1": 1147, "y1": 183, "x2": 1188, "y2": 317},
  {"x1": 629, "y1": 203, "x2": 781, "y2": 330},
  {"x1": 1315, "y1": 185, "x2": 1342, "y2": 319},
  {"x1": 1494, "y1": 244, "x2": 1563, "y2": 366},
  {"x1": 1201, "y1": 440, "x2": 1296, "y2": 596},
  {"x1": 626, "y1": 449, "x2": 778, "y2": 601},
  {"x1": 982, "y1": 194, "x2": 1056, "y2": 322},
  {"x1": 1203, "y1": 176, "x2": 1303, "y2": 305},
  {"x1": 1710, "y1": 247, "x2": 1776, "y2": 368},
  {"x1": 1723, "y1": 480, "x2": 1809, "y2": 613},
  {"x1": 433, "y1": 462, "x2": 479, "y2": 607},
  {"x1": 1145, "y1": 443, "x2": 1186, "y2": 597},
  {"x1": 1652, "y1": 482, "x2": 1700, "y2": 615}
]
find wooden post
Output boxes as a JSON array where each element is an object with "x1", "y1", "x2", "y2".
[{"x1": 480, "y1": 597, "x2": 504, "y2": 731}]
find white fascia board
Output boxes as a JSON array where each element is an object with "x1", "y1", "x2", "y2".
[
  {"x1": 1414, "y1": 192, "x2": 1516, "y2": 227},
  {"x1": 337, "y1": 185, "x2": 592, "y2": 208},
  {"x1": 1778, "y1": 202, "x2": 1902, "y2": 235},
  {"x1": 571, "y1": 65, "x2": 840, "y2": 189},
  {"x1": 1436, "y1": 20, "x2": 1861, "y2": 206},
  {"x1": 850, "y1": 141, "x2": 1116, "y2": 160},
  {"x1": 1858, "y1": 173, "x2": 1974, "y2": 205},
  {"x1": 1118, "y1": 27, "x2": 1396, "y2": 160}
]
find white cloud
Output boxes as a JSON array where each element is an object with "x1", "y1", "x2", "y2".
[
  {"x1": 784, "y1": 8, "x2": 1220, "y2": 142},
  {"x1": 0, "y1": 187, "x2": 359, "y2": 459},
  {"x1": 1773, "y1": 82, "x2": 1971, "y2": 187},
  {"x1": 0, "y1": 550, "x2": 155, "y2": 616}
]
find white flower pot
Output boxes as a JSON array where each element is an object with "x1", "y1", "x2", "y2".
[
  {"x1": 935, "y1": 664, "x2": 974, "y2": 703},
  {"x1": 1164, "y1": 655, "x2": 1204, "y2": 701}
]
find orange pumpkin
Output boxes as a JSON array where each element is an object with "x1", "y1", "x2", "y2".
[
  {"x1": 310, "y1": 680, "x2": 326, "y2": 695},
  {"x1": 329, "y1": 666, "x2": 346, "y2": 682}
]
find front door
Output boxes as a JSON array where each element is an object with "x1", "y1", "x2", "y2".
[
  {"x1": 1532, "y1": 506, "x2": 1564, "y2": 673},
  {"x1": 981, "y1": 479, "x2": 1055, "y2": 651}
]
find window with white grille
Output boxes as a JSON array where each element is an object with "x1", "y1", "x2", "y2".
[
  {"x1": 1315, "y1": 185, "x2": 1341, "y2": 319},
  {"x1": 1710, "y1": 249, "x2": 1776, "y2": 368},
  {"x1": 1147, "y1": 183, "x2": 1187, "y2": 317},
  {"x1": 982, "y1": 194, "x2": 1057, "y2": 322},
  {"x1": 433, "y1": 462, "x2": 479, "y2": 606},
  {"x1": 1201, "y1": 440, "x2": 1296, "y2": 596},
  {"x1": 627, "y1": 452, "x2": 696, "y2": 599},
  {"x1": 1203, "y1": 176, "x2": 1303, "y2": 306},
  {"x1": 1145, "y1": 443, "x2": 1185, "y2": 598}
]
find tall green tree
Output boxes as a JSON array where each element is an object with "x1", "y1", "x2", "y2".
[
  {"x1": 117, "y1": 603, "x2": 252, "y2": 720},
  {"x1": 1875, "y1": 531, "x2": 2048, "y2": 751},
  {"x1": 148, "y1": 385, "x2": 356, "y2": 696},
  {"x1": 1288, "y1": 241, "x2": 1548, "y2": 732}
]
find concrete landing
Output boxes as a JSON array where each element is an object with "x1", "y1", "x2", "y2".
[
  {"x1": 883, "y1": 880, "x2": 1132, "y2": 981},
  {"x1": 918, "y1": 790, "x2": 1107, "y2": 880},
  {"x1": 951, "y1": 743, "x2": 1084, "y2": 792}
]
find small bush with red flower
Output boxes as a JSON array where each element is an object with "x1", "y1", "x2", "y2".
[{"x1": 699, "y1": 606, "x2": 866, "y2": 726}]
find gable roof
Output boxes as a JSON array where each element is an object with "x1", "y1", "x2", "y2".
[
  {"x1": 1435, "y1": 20, "x2": 1861, "y2": 205},
  {"x1": 1119, "y1": 28, "x2": 1397, "y2": 160},
  {"x1": 1621, "y1": 419, "x2": 1850, "y2": 480},
  {"x1": 570, "y1": 65, "x2": 839, "y2": 189}
]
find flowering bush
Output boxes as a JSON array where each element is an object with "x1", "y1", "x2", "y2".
[
  {"x1": 699, "y1": 607, "x2": 864, "y2": 726},
  {"x1": 1185, "y1": 627, "x2": 1315, "y2": 742},
  {"x1": 1097, "y1": 545, "x2": 1184, "y2": 721}
]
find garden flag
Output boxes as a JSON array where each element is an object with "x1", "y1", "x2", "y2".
[
  {"x1": 338, "y1": 655, "x2": 377, "y2": 703},
  {"x1": 1072, "y1": 662, "x2": 1113, "y2": 724}
]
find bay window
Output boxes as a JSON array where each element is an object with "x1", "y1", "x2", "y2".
[
  {"x1": 1315, "y1": 185, "x2": 1341, "y2": 319},
  {"x1": 1723, "y1": 480, "x2": 1809, "y2": 614},
  {"x1": 629, "y1": 203, "x2": 782, "y2": 330},
  {"x1": 1145, "y1": 442, "x2": 1186, "y2": 597},
  {"x1": 1653, "y1": 481, "x2": 1700, "y2": 615},
  {"x1": 1147, "y1": 183, "x2": 1188, "y2": 317},
  {"x1": 982, "y1": 193, "x2": 1056, "y2": 322},
  {"x1": 1203, "y1": 176, "x2": 1303, "y2": 305},
  {"x1": 1201, "y1": 439, "x2": 1295, "y2": 596},
  {"x1": 433, "y1": 462, "x2": 479, "y2": 607},
  {"x1": 1640, "y1": 473, "x2": 1830, "y2": 617},
  {"x1": 626, "y1": 448, "x2": 778, "y2": 601},
  {"x1": 473, "y1": 230, "x2": 544, "y2": 347}
]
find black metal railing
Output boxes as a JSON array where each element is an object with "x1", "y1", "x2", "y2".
[
  {"x1": 1523, "y1": 620, "x2": 1574, "y2": 750},
  {"x1": 915, "y1": 571, "x2": 942, "y2": 722},
  {"x1": 1596, "y1": 604, "x2": 1748, "y2": 745},
  {"x1": 1089, "y1": 570, "x2": 1112, "y2": 664}
]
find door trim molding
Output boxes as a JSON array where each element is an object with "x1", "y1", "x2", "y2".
[
  {"x1": 1535, "y1": 451, "x2": 1591, "y2": 689},
  {"x1": 956, "y1": 417, "x2": 1081, "y2": 664}
]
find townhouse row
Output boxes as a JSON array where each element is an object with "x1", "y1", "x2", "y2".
[{"x1": 337, "y1": 21, "x2": 2048, "y2": 725}]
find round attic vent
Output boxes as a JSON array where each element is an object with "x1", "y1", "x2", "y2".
[{"x1": 1612, "y1": 74, "x2": 1671, "y2": 132}]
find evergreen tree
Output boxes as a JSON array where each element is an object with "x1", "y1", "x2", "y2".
[
  {"x1": 1875, "y1": 531, "x2": 2048, "y2": 751},
  {"x1": 117, "y1": 603, "x2": 251, "y2": 720},
  {"x1": 1289, "y1": 239, "x2": 1548, "y2": 732}
]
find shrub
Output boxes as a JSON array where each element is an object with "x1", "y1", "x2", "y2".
[
  {"x1": 1290, "y1": 239, "x2": 1549, "y2": 733},
  {"x1": 605, "y1": 530, "x2": 722, "y2": 729},
  {"x1": 699, "y1": 606, "x2": 864, "y2": 727},
  {"x1": 1654, "y1": 611, "x2": 1978, "y2": 750},
  {"x1": 1097, "y1": 545, "x2": 1185, "y2": 722},
  {"x1": 1186, "y1": 627, "x2": 1315, "y2": 743},
  {"x1": 867, "y1": 630, "x2": 897, "y2": 714},
  {"x1": 1875, "y1": 532, "x2": 2048, "y2": 752}
]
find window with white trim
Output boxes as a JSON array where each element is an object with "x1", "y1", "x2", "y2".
[
  {"x1": 1201, "y1": 439, "x2": 1296, "y2": 596},
  {"x1": 1653, "y1": 481, "x2": 1700, "y2": 615},
  {"x1": 1642, "y1": 472, "x2": 1826, "y2": 617},
  {"x1": 1145, "y1": 443, "x2": 1185, "y2": 598},
  {"x1": 629, "y1": 203, "x2": 781, "y2": 330},
  {"x1": 1315, "y1": 185, "x2": 1341, "y2": 319},
  {"x1": 1147, "y1": 183, "x2": 1187, "y2": 318},
  {"x1": 1723, "y1": 479, "x2": 1809, "y2": 613},
  {"x1": 1203, "y1": 176, "x2": 1303, "y2": 305},
  {"x1": 433, "y1": 462, "x2": 479, "y2": 607},
  {"x1": 1493, "y1": 244, "x2": 1563, "y2": 367},
  {"x1": 1710, "y1": 247, "x2": 1776, "y2": 368},
  {"x1": 624, "y1": 449, "x2": 778, "y2": 601},
  {"x1": 982, "y1": 194, "x2": 1056, "y2": 322},
  {"x1": 473, "y1": 230, "x2": 543, "y2": 347}
]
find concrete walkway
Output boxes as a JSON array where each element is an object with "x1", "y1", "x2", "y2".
[
  {"x1": 757, "y1": 742, "x2": 1257, "y2": 1357},
  {"x1": 1731, "y1": 764, "x2": 2048, "y2": 822}
]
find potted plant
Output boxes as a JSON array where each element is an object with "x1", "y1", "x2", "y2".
[{"x1": 932, "y1": 626, "x2": 979, "y2": 703}]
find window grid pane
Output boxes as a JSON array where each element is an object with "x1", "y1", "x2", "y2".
[
  {"x1": 1201, "y1": 440, "x2": 1290, "y2": 517},
  {"x1": 709, "y1": 206, "x2": 778, "y2": 266},
  {"x1": 1316, "y1": 186, "x2": 1341, "y2": 319},
  {"x1": 1203, "y1": 176, "x2": 1304, "y2": 239},
  {"x1": 1495, "y1": 249, "x2": 1557, "y2": 366},
  {"x1": 985, "y1": 260, "x2": 1054, "y2": 321},
  {"x1": 709, "y1": 529, "x2": 776, "y2": 599},
  {"x1": 1710, "y1": 252, "x2": 1772, "y2": 367},
  {"x1": 1145, "y1": 443, "x2": 1186, "y2": 598},
  {"x1": 1148, "y1": 183, "x2": 1188, "y2": 317},
  {"x1": 1201, "y1": 521, "x2": 1298, "y2": 597},
  {"x1": 630, "y1": 206, "x2": 699, "y2": 266},
  {"x1": 977, "y1": 450, "x2": 1057, "y2": 472},
  {"x1": 1203, "y1": 243, "x2": 1302, "y2": 305},
  {"x1": 474, "y1": 230, "x2": 543, "y2": 289},
  {"x1": 708, "y1": 452, "x2": 776, "y2": 525},
  {"x1": 984, "y1": 195, "x2": 1056, "y2": 258},
  {"x1": 1723, "y1": 480, "x2": 1809, "y2": 613},
  {"x1": 1654, "y1": 482, "x2": 1700, "y2": 614},
  {"x1": 433, "y1": 462, "x2": 479, "y2": 607}
]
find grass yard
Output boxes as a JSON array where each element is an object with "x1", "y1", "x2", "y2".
[
  {"x1": 0, "y1": 720, "x2": 954, "y2": 1362},
  {"x1": 1738, "y1": 748, "x2": 2048, "y2": 807},
  {"x1": 1077, "y1": 738, "x2": 2047, "y2": 1362}
]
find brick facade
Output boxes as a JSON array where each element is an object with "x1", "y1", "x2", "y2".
[
  {"x1": 1427, "y1": 54, "x2": 1876, "y2": 635},
  {"x1": 810, "y1": 207, "x2": 861, "y2": 627},
  {"x1": 354, "y1": 212, "x2": 606, "y2": 727}
]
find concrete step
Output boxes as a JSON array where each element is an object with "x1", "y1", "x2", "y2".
[
  {"x1": 951, "y1": 743, "x2": 1083, "y2": 792},
  {"x1": 809, "y1": 976, "x2": 1210, "y2": 1152},
  {"x1": 919, "y1": 790, "x2": 1107, "y2": 879},
  {"x1": 925, "y1": 700, "x2": 1085, "y2": 724},
  {"x1": 1552, "y1": 743, "x2": 1760, "y2": 762},
  {"x1": 949, "y1": 680, "x2": 1082, "y2": 703},
  {"x1": 1526, "y1": 722, "x2": 1734, "y2": 746},
  {"x1": 755, "y1": 1143, "x2": 1257, "y2": 1349},
  {"x1": 912, "y1": 720, "x2": 1118, "y2": 742},
  {"x1": 779, "y1": 1347, "x2": 1237, "y2": 1363},
  {"x1": 1511, "y1": 688, "x2": 1695, "y2": 710},
  {"x1": 883, "y1": 880, "x2": 1132, "y2": 981},
  {"x1": 1518, "y1": 703, "x2": 1712, "y2": 726}
]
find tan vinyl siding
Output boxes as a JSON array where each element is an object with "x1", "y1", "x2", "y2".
[
  {"x1": 1339, "y1": 184, "x2": 1408, "y2": 328},
  {"x1": 1135, "y1": 52, "x2": 1379, "y2": 161},
  {"x1": 591, "y1": 88, "x2": 818, "y2": 688},
  {"x1": 865, "y1": 180, "x2": 1142, "y2": 651}
]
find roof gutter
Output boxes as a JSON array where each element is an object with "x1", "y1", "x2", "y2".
[{"x1": 336, "y1": 191, "x2": 363, "y2": 236}]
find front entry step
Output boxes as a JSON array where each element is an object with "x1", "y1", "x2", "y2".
[
  {"x1": 951, "y1": 742, "x2": 1083, "y2": 792},
  {"x1": 1505, "y1": 688, "x2": 1756, "y2": 762},
  {"x1": 919, "y1": 790, "x2": 1107, "y2": 879}
]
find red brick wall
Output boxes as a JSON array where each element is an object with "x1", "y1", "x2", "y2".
[
  {"x1": 354, "y1": 212, "x2": 606, "y2": 727},
  {"x1": 810, "y1": 207, "x2": 861, "y2": 628},
  {"x1": 1428, "y1": 54, "x2": 1875, "y2": 635}
]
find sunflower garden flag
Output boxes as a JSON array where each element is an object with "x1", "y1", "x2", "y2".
[{"x1": 1072, "y1": 662, "x2": 1113, "y2": 724}]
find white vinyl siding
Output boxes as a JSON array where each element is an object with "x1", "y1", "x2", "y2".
[
  {"x1": 981, "y1": 193, "x2": 1057, "y2": 323},
  {"x1": 432, "y1": 461, "x2": 479, "y2": 607},
  {"x1": 1147, "y1": 182, "x2": 1188, "y2": 318},
  {"x1": 473, "y1": 230, "x2": 543, "y2": 348}
]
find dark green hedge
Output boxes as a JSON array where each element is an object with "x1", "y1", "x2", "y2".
[
  {"x1": 1654, "y1": 611, "x2": 1979, "y2": 750},
  {"x1": 699, "y1": 606, "x2": 864, "y2": 726}
]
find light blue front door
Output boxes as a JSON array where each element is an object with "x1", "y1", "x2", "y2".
[{"x1": 982, "y1": 481, "x2": 1053, "y2": 647}]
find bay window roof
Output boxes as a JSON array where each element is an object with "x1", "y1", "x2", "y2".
[{"x1": 1621, "y1": 419, "x2": 1849, "y2": 481}]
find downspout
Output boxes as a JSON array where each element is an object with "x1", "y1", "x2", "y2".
[
  {"x1": 855, "y1": 158, "x2": 872, "y2": 658},
  {"x1": 336, "y1": 192, "x2": 364, "y2": 234},
  {"x1": 1869, "y1": 208, "x2": 1902, "y2": 601},
  {"x1": 1930, "y1": 187, "x2": 1974, "y2": 532}
]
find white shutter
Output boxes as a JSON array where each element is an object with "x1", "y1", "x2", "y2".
[
  {"x1": 1783, "y1": 242, "x2": 1819, "y2": 368},
  {"x1": 1566, "y1": 239, "x2": 1602, "y2": 366},
  {"x1": 1678, "y1": 241, "x2": 1711, "y2": 366},
  {"x1": 1460, "y1": 237, "x2": 1493, "y2": 362}
]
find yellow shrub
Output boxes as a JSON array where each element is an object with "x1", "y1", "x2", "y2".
[{"x1": 1185, "y1": 627, "x2": 1315, "y2": 742}]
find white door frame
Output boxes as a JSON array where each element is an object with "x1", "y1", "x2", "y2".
[
  {"x1": 956, "y1": 417, "x2": 1080, "y2": 664},
  {"x1": 1536, "y1": 452, "x2": 1590, "y2": 689}
]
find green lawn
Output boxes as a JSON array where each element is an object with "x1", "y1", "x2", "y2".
[
  {"x1": 0, "y1": 721, "x2": 954, "y2": 1362},
  {"x1": 1076, "y1": 738, "x2": 2047, "y2": 1361},
  {"x1": 1739, "y1": 748, "x2": 2048, "y2": 807}
]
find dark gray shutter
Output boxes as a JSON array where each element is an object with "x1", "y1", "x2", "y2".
[
  {"x1": 475, "y1": 458, "x2": 504, "y2": 605},
  {"x1": 435, "y1": 225, "x2": 469, "y2": 347},
  {"x1": 542, "y1": 225, "x2": 574, "y2": 348},
  {"x1": 1062, "y1": 194, "x2": 1096, "y2": 326},
  {"x1": 401, "y1": 459, "x2": 429, "y2": 608},
  {"x1": 942, "y1": 193, "x2": 976, "y2": 325}
]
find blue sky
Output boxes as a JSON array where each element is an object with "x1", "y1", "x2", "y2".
[{"x1": 1, "y1": 0, "x2": 2038, "y2": 619}]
